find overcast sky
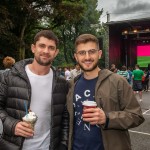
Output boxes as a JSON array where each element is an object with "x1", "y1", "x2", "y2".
[{"x1": 97, "y1": 0, "x2": 150, "y2": 22}]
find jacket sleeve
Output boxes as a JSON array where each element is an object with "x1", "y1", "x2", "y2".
[
  {"x1": 59, "y1": 105, "x2": 68, "y2": 150},
  {"x1": 59, "y1": 81, "x2": 69, "y2": 149},
  {"x1": 105, "y1": 77, "x2": 144, "y2": 130},
  {"x1": 0, "y1": 72, "x2": 20, "y2": 136}
]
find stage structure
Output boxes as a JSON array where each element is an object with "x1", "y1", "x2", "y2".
[{"x1": 106, "y1": 17, "x2": 150, "y2": 69}]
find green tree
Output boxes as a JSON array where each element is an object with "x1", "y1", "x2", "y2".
[
  {"x1": 0, "y1": 0, "x2": 58, "y2": 61},
  {"x1": 0, "y1": 0, "x2": 86, "y2": 62},
  {"x1": 50, "y1": 0, "x2": 103, "y2": 66},
  {"x1": 97, "y1": 23, "x2": 109, "y2": 68},
  {"x1": 0, "y1": 0, "x2": 105, "y2": 68}
]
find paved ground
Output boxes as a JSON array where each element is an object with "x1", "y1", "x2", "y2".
[{"x1": 130, "y1": 89, "x2": 150, "y2": 150}]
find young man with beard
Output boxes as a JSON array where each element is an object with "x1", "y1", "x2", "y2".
[
  {"x1": 67, "y1": 34, "x2": 144, "y2": 150},
  {"x1": 0, "y1": 30, "x2": 68, "y2": 150}
]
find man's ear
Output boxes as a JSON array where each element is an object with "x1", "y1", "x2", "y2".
[
  {"x1": 74, "y1": 53, "x2": 78, "y2": 62},
  {"x1": 31, "y1": 44, "x2": 35, "y2": 54},
  {"x1": 54, "y1": 49, "x2": 59, "y2": 57},
  {"x1": 98, "y1": 50, "x2": 102, "y2": 59}
]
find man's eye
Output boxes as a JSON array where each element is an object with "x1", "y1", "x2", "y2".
[
  {"x1": 49, "y1": 46, "x2": 56, "y2": 51},
  {"x1": 39, "y1": 44, "x2": 45, "y2": 48},
  {"x1": 89, "y1": 50, "x2": 95, "y2": 54},
  {"x1": 79, "y1": 51, "x2": 85, "y2": 55},
  {"x1": 89, "y1": 49, "x2": 97, "y2": 54}
]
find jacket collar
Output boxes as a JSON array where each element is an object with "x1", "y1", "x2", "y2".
[
  {"x1": 74, "y1": 69, "x2": 113, "y2": 83},
  {"x1": 12, "y1": 58, "x2": 57, "y2": 79},
  {"x1": 11, "y1": 58, "x2": 33, "y2": 78}
]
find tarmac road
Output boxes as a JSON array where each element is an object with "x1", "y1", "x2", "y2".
[{"x1": 130, "y1": 90, "x2": 150, "y2": 150}]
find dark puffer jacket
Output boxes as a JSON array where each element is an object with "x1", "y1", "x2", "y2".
[{"x1": 0, "y1": 59, "x2": 69, "y2": 150}]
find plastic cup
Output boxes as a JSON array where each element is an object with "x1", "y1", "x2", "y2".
[
  {"x1": 22, "y1": 119, "x2": 36, "y2": 130},
  {"x1": 82, "y1": 101, "x2": 97, "y2": 112},
  {"x1": 83, "y1": 101, "x2": 97, "y2": 108},
  {"x1": 22, "y1": 116, "x2": 37, "y2": 130}
]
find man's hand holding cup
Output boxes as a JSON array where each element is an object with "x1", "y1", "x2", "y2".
[{"x1": 82, "y1": 101, "x2": 106, "y2": 125}]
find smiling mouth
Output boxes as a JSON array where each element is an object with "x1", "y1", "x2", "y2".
[
  {"x1": 41, "y1": 55, "x2": 49, "y2": 58},
  {"x1": 84, "y1": 61, "x2": 93, "y2": 64}
]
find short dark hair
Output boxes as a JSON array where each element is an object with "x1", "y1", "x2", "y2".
[
  {"x1": 75, "y1": 34, "x2": 99, "y2": 50},
  {"x1": 121, "y1": 65, "x2": 127, "y2": 71},
  {"x1": 34, "y1": 30, "x2": 59, "y2": 47},
  {"x1": 135, "y1": 64, "x2": 139, "y2": 68}
]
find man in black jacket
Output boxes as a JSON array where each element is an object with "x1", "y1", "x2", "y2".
[{"x1": 0, "y1": 30, "x2": 68, "y2": 150}]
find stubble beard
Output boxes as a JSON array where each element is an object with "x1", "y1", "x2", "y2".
[
  {"x1": 35, "y1": 56, "x2": 52, "y2": 66},
  {"x1": 78, "y1": 59, "x2": 98, "y2": 72}
]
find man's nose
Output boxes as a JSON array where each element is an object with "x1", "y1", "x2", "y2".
[
  {"x1": 43, "y1": 47, "x2": 49, "y2": 53},
  {"x1": 84, "y1": 51, "x2": 90, "y2": 58}
]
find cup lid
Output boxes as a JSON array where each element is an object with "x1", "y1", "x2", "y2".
[{"x1": 82, "y1": 101, "x2": 97, "y2": 106}]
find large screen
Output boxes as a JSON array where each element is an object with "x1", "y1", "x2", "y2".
[{"x1": 137, "y1": 45, "x2": 150, "y2": 67}]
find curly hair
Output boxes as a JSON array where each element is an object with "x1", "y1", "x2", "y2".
[{"x1": 3, "y1": 56, "x2": 15, "y2": 68}]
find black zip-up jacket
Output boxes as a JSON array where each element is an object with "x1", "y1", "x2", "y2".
[{"x1": 0, "y1": 59, "x2": 69, "y2": 150}]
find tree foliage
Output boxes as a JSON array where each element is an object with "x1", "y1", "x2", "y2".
[
  {"x1": 0, "y1": 0, "x2": 105, "y2": 68},
  {"x1": 50, "y1": 0, "x2": 103, "y2": 66},
  {"x1": 0, "y1": 0, "x2": 58, "y2": 60}
]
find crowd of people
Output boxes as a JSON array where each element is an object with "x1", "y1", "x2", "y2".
[
  {"x1": 56, "y1": 63, "x2": 82, "y2": 81},
  {"x1": 110, "y1": 63, "x2": 150, "y2": 101},
  {"x1": 0, "y1": 30, "x2": 146, "y2": 150}
]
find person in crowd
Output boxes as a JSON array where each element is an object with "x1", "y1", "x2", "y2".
[
  {"x1": 142, "y1": 70, "x2": 146, "y2": 91},
  {"x1": 0, "y1": 56, "x2": 15, "y2": 73},
  {"x1": 67, "y1": 34, "x2": 144, "y2": 150},
  {"x1": 70, "y1": 63, "x2": 82, "y2": 80},
  {"x1": 127, "y1": 66, "x2": 133, "y2": 85},
  {"x1": 117, "y1": 65, "x2": 129, "y2": 80},
  {"x1": 110, "y1": 64, "x2": 118, "y2": 73},
  {"x1": 144, "y1": 69, "x2": 150, "y2": 92},
  {"x1": 0, "y1": 30, "x2": 68, "y2": 150},
  {"x1": 64, "y1": 67, "x2": 71, "y2": 81},
  {"x1": 132, "y1": 64, "x2": 144, "y2": 101},
  {"x1": 57, "y1": 67, "x2": 65, "y2": 78}
]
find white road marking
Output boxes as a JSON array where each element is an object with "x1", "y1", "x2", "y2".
[
  {"x1": 143, "y1": 109, "x2": 150, "y2": 114},
  {"x1": 129, "y1": 130, "x2": 150, "y2": 136},
  {"x1": 144, "y1": 113, "x2": 150, "y2": 115}
]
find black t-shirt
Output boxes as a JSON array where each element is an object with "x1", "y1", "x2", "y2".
[{"x1": 73, "y1": 75, "x2": 104, "y2": 150}]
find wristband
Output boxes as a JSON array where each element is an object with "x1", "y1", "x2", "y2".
[{"x1": 104, "y1": 113, "x2": 109, "y2": 129}]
